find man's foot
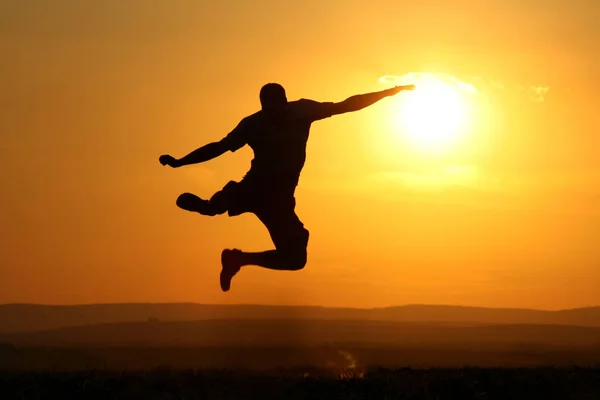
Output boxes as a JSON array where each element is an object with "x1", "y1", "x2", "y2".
[
  {"x1": 176, "y1": 193, "x2": 215, "y2": 215},
  {"x1": 220, "y1": 249, "x2": 243, "y2": 292}
]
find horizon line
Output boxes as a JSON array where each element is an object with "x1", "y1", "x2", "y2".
[{"x1": 1, "y1": 302, "x2": 598, "y2": 312}]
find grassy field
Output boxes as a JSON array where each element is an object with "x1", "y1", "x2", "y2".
[{"x1": 2, "y1": 367, "x2": 599, "y2": 399}]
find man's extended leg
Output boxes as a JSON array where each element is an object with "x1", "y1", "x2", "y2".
[
  {"x1": 219, "y1": 203, "x2": 309, "y2": 291},
  {"x1": 175, "y1": 182, "x2": 238, "y2": 216},
  {"x1": 176, "y1": 193, "x2": 221, "y2": 215}
]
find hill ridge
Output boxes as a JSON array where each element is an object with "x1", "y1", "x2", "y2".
[{"x1": 1, "y1": 303, "x2": 599, "y2": 334}]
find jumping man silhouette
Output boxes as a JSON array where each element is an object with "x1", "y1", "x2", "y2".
[{"x1": 159, "y1": 83, "x2": 415, "y2": 292}]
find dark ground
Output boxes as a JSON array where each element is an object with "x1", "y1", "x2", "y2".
[
  {"x1": 2, "y1": 367, "x2": 600, "y2": 400},
  {"x1": 2, "y1": 311, "x2": 600, "y2": 399}
]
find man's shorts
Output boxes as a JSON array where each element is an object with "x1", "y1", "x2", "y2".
[{"x1": 209, "y1": 179, "x2": 309, "y2": 251}]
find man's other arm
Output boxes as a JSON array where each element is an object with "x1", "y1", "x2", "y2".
[{"x1": 159, "y1": 119, "x2": 249, "y2": 168}]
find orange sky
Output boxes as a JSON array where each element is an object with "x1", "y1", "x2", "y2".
[{"x1": 1, "y1": 0, "x2": 599, "y2": 310}]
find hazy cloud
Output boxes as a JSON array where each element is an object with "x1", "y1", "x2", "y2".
[
  {"x1": 381, "y1": 73, "x2": 549, "y2": 103},
  {"x1": 379, "y1": 72, "x2": 478, "y2": 95},
  {"x1": 484, "y1": 79, "x2": 550, "y2": 102},
  {"x1": 529, "y1": 86, "x2": 550, "y2": 102},
  {"x1": 179, "y1": 166, "x2": 218, "y2": 190}
]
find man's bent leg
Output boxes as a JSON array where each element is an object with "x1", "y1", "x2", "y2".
[
  {"x1": 228, "y1": 247, "x2": 307, "y2": 271},
  {"x1": 220, "y1": 248, "x2": 307, "y2": 292},
  {"x1": 242, "y1": 203, "x2": 309, "y2": 270},
  {"x1": 219, "y1": 203, "x2": 309, "y2": 291}
]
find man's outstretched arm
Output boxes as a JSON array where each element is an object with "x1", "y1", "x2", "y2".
[
  {"x1": 159, "y1": 140, "x2": 230, "y2": 168},
  {"x1": 329, "y1": 85, "x2": 415, "y2": 116},
  {"x1": 159, "y1": 119, "x2": 249, "y2": 168}
]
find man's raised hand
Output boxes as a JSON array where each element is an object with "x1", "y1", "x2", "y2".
[
  {"x1": 387, "y1": 84, "x2": 416, "y2": 96},
  {"x1": 159, "y1": 154, "x2": 179, "y2": 168}
]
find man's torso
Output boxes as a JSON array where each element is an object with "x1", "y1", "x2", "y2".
[{"x1": 242, "y1": 99, "x2": 317, "y2": 189}]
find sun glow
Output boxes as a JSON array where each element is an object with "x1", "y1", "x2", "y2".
[{"x1": 386, "y1": 73, "x2": 475, "y2": 153}]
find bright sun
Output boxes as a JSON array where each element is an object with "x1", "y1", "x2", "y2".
[{"x1": 392, "y1": 74, "x2": 472, "y2": 152}]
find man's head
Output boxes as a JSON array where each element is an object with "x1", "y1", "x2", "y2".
[{"x1": 260, "y1": 83, "x2": 287, "y2": 117}]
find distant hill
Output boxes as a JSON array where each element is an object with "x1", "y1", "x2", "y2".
[
  {"x1": 2, "y1": 319, "x2": 600, "y2": 348},
  {"x1": 0, "y1": 303, "x2": 599, "y2": 334}
]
